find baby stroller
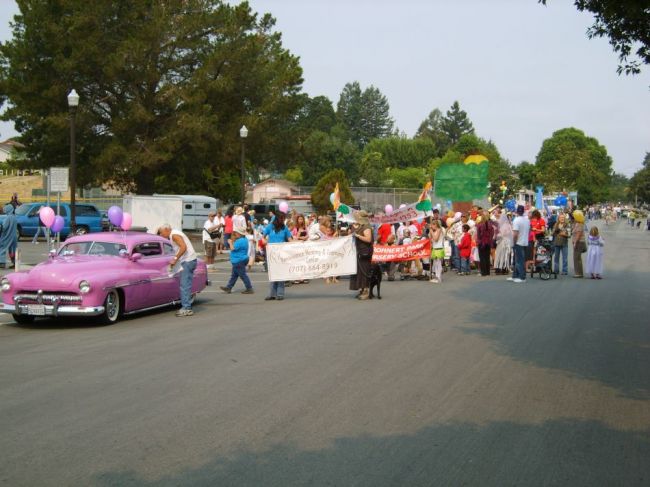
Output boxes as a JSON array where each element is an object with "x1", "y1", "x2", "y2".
[{"x1": 530, "y1": 238, "x2": 557, "y2": 280}]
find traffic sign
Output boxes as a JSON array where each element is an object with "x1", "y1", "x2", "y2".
[{"x1": 49, "y1": 167, "x2": 69, "y2": 193}]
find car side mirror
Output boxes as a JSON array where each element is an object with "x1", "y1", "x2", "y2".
[
  {"x1": 48, "y1": 249, "x2": 57, "y2": 259},
  {"x1": 130, "y1": 253, "x2": 143, "y2": 262}
]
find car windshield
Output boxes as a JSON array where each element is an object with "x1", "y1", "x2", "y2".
[{"x1": 59, "y1": 241, "x2": 127, "y2": 256}]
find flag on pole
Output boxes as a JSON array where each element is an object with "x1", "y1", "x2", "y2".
[{"x1": 332, "y1": 182, "x2": 341, "y2": 211}]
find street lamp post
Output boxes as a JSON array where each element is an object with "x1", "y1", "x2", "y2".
[
  {"x1": 239, "y1": 125, "x2": 248, "y2": 204},
  {"x1": 67, "y1": 89, "x2": 79, "y2": 234}
]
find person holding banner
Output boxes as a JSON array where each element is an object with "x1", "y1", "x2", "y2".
[
  {"x1": 349, "y1": 211, "x2": 374, "y2": 300},
  {"x1": 264, "y1": 213, "x2": 293, "y2": 301}
]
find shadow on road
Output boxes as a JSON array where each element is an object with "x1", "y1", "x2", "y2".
[
  {"x1": 93, "y1": 419, "x2": 650, "y2": 486},
  {"x1": 453, "y1": 266, "x2": 650, "y2": 400}
]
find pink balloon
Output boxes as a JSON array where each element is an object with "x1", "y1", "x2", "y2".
[
  {"x1": 121, "y1": 212, "x2": 133, "y2": 231},
  {"x1": 39, "y1": 206, "x2": 55, "y2": 228},
  {"x1": 278, "y1": 201, "x2": 289, "y2": 213},
  {"x1": 399, "y1": 204, "x2": 406, "y2": 209},
  {"x1": 384, "y1": 204, "x2": 393, "y2": 215}
]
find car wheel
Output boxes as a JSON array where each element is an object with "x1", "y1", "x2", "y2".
[
  {"x1": 12, "y1": 313, "x2": 35, "y2": 325},
  {"x1": 75, "y1": 225, "x2": 90, "y2": 235},
  {"x1": 99, "y1": 289, "x2": 121, "y2": 325}
]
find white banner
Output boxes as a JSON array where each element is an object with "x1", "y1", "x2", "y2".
[{"x1": 266, "y1": 236, "x2": 357, "y2": 282}]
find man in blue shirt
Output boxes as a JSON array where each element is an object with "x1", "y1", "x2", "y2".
[{"x1": 220, "y1": 226, "x2": 254, "y2": 294}]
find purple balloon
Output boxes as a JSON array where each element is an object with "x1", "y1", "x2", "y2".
[
  {"x1": 108, "y1": 206, "x2": 123, "y2": 227},
  {"x1": 51, "y1": 215, "x2": 65, "y2": 233}
]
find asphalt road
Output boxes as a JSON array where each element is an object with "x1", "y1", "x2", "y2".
[{"x1": 0, "y1": 221, "x2": 648, "y2": 486}]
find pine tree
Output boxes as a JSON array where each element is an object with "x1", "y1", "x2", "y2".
[{"x1": 441, "y1": 101, "x2": 474, "y2": 145}]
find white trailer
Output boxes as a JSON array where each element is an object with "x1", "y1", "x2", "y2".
[
  {"x1": 154, "y1": 194, "x2": 219, "y2": 231},
  {"x1": 123, "y1": 195, "x2": 183, "y2": 234}
]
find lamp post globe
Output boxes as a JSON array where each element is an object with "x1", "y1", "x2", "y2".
[
  {"x1": 67, "y1": 89, "x2": 79, "y2": 234},
  {"x1": 239, "y1": 125, "x2": 248, "y2": 204}
]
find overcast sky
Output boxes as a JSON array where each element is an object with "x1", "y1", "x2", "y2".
[{"x1": 1, "y1": 0, "x2": 649, "y2": 176}]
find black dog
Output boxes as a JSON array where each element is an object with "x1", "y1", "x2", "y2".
[{"x1": 368, "y1": 264, "x2": 382, "y2": 299}]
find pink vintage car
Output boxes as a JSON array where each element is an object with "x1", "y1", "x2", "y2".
[{"x1": 0, "y1": 232, "x2": 209, "y2": 324}]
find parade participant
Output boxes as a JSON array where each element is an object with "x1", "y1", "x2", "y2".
[
  {"x1": 383, "y1": 234, "x2": 398, "y2": 281},
  {"x1": 158, "y1": 223, "x2": 198, "y2": 316},
  {"x1": 232, "y1": 206, "x2": 247, "y2": 232},
  {"x1": 264, "y1": 213, "x2": 293, "y2": 301},
  {"x1": 449, "y1": 213, "x2": 464, "y2": 272},
  {"x1": 429, "y1": 220, "x2": 445, "y2": 283},
  {"x1": 508, "y1": 205, "x2": 530, "y2": 283},
  {"x1": 220, "y1": 226, "x2": 255, "y2": 295},
  {"x1": 0, "y1": 204, "x2": 17, "y2": 269},
  {"x1": 552, "y1": 213, "x2": 570, "y2": 275},
  {"x1": 585, "y1": 226, "x2": 604, "y2": 279},
  {"x1": 458, "y1": 224, "x2": 472, "y2": 275},
  {"x1": 223, "y1": 209, "x2": 233, "y2": 250},
  {"x1": 377, "y1": 222, "x2": 394, "y2": 244},
  {"x1": 202, "y1": 212, "x2": 221, "y2": 267},
  {"x1": 571, "y1": 210, "x2": 586, "y2": 278},
  {"x1": 349, "y1": 211, "x2": 374, "y2": 300},
  {"x1": 292, "y1": 214, "x2": 309, "y2": 241},
  {"x1": 476, "y1": 210, "x2": 495, "y2": 276},
  {"x1": 530, "y1": 210, "x2": 546, "y2": 241},
  {"x1": 494, "y1": 211, "x2": 513, "y2": 275},
  {"x1": 214, "y1": 210, "x2": 225, "y2": 254}
]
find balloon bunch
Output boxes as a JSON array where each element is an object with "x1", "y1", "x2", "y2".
[
  {"x1": 107, "y1": 206, "x2": 133, "y2": 230},
  {"x1": 39, "y1": 207, "x2": 65, "y2": 233}
]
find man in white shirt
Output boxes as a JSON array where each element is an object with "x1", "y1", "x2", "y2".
[
  {"x1": 158, "y1": 224, "x2": 198, "y2": 316},
  {"x1": 202, "y1": 212, "x2": 221, "y2": 266},
  {"x1": 509, "y1": 205, "x2": 530, "y2": 283}
]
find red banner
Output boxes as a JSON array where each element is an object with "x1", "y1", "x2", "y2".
[{"x1": 372, "y1": 239, "x2": 431, "y2": 263}]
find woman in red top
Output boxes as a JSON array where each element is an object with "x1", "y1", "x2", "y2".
[
  {"x1": 530, "y1": 210, "x2": 546, "y2": 241},
  {"x1": 458, "y1": 224, "x2": 472, "y2": 275},
  {"x1": 223, "y1": 210, "x2": 234, "y2": 250}
]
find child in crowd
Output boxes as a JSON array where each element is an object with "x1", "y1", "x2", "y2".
[
  {"x1": 585, "y1": 226, "x2": 604, "y2": 279},
  {"x1": 458, "y1": 224, "x2": 472, "y2": 275}
]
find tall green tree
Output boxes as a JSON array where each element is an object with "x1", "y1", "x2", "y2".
[
  {"x1": 607, "y1": 172, "x2": 630, "y2": 203},
  {"x1": 297, "y1": 130, "x2": 360, "y2": 185},
  {"x1": 535, "y1": 127, "x2": 613, "y2": 204},
  {"x1": 629, "y1": 152, "x2": 650, "y2": 204},
  {"x1": 310, "y1": 168, "x2": 354, "y2": 213},
  {"x1": 514, "y1": 161, "x2": 539, "y2": 188},
  {"x1": 415, "y1": 108, "x2": 451, "y2": 156},
  {"x1": 441, "y1": 101, "x2": 474, "y2": 145},
  {"x1": 540, "y1": 0, "x2": 650, "y2": 75},
  {"x1": 0, "y1": 0, "x2": 303, "y2": 201},
  {"x1": 336, "y1": 81, "x2": 394, "y2": 148},
  {"x1": 363, "y1": 137, "x2": 439, "y2": 170}
]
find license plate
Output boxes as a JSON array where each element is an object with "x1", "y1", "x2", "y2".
[{"x1": 26, "y1": 304, "x2": 46, "y2": 316}]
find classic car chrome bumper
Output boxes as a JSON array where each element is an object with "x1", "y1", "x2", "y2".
[{"x1": 0, "y1": 303, "x2": 105, "y2": 317}]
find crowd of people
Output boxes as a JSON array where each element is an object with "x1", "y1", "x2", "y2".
[{"x1": 196, "y1": 200, "x2": 630, "y2": 307}]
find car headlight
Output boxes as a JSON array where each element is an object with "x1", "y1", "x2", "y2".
[
  {"x1": 1, "y1": 278, "x2": 10, "y2": 292},
  {"x1": 79, "y1": 280, "x2": 91, "y2": 294}
]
